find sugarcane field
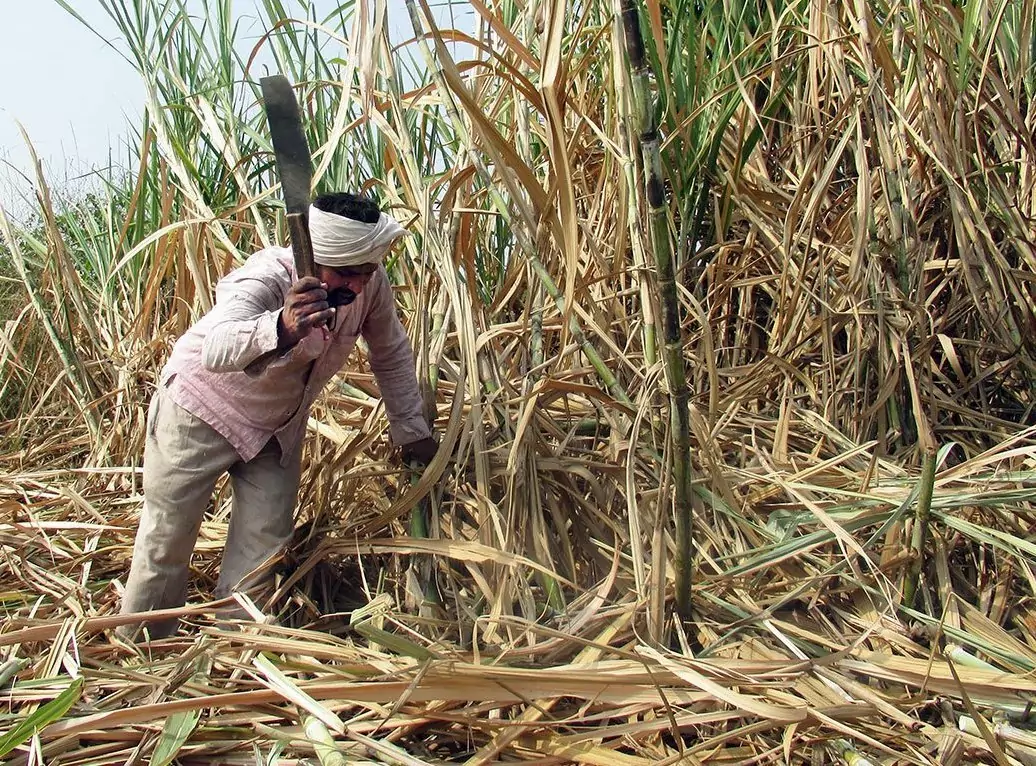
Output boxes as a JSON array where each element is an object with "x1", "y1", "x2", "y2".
[{"x1": 0, "y1": 0, "x2": 1035, "y2": 763}]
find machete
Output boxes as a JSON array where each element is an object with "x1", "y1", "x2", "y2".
[
  {"x1": 242, "y1": 76, "x2": 319, "y2": 376},
  {"x1": 261, "y1": 75, "x2": 315, "y2": 279}
]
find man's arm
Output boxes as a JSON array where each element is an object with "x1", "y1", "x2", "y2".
[
  {"x1": 202, "y1": 272, "x2": 334, "y2": 374},
  {"x1": 360, "y1": 268, "x2": 433, "y2": 448},
  {"x1": 200, "y1": 277, "x2": 284, "y2": 373}
]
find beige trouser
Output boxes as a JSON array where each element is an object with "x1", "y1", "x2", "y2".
[{"x1": 118, "y1": 384, "x2": 302, "y2": 640}]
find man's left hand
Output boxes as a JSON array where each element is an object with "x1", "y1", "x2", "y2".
[{"x1": 401, "y1": 436, "x2": 439, "y2": 467}]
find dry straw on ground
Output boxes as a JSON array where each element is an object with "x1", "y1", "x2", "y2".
[{"x1": 1, "y1": 0, "x2": 1034, "y2": 763}]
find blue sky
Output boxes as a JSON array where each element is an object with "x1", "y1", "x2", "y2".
[
  {"x1": 0, "y1": 2, "x2": 143, "y2": 205},
  {"x1": 0, "y1": 1, "x2": 471, "y2": 214}
]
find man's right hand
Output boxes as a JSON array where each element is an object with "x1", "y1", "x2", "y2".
[{"x1": 277, "y1": 277, "x2": 335, "y2": 348}]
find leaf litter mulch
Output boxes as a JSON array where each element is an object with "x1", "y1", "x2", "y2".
[{"x1": 2, "y1": 417, "x2": 1036, "y2": 765}]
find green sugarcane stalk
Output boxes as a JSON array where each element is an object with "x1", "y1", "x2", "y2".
[
  {"x1": 945, "y1": 644, "x2": 1000, "y2": 671},
  {"x1": 610, "y1": 8, "x2": 657, "y2": 367},
  {"x1": 960, "y1": 716, "x2": 1036, "y2": 751},
  {"x1": 527, "y1": 275, "x2": 564, "y2": 610},
  {"x1": 618, "y1": 0, "x2": 695, "y2": 621},
  {"x1": 904, "y1": 446, "x2": 938, "y2": 609},
  {"x1": 303, "y1": 716, "x2": 349, "y2": 766},
  {"x1": 835, "y1": 740, "x2": 879, "y2": 766},
  {"x1": 405, "y1": 196, "x2": 445, "y2": 610},
  {"x1": 407, "y1": 441, "x2": 437, "y2": 609}
]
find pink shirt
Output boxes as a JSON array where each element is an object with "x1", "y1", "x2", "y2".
[{"x1": 160, "y1": 247, "x2": 430, "y2": 466}]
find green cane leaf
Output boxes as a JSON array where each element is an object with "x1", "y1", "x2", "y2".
[
  {"x1": 149, "y1": 709, "x2": 202, "y2": 766},
  {"x1": 0, "y1": 677, "x2": 84, "y2": 759}
]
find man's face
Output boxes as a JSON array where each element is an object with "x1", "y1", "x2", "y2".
[{"x1": 316, "y1": 263, "x2": 379, "y2": 307}]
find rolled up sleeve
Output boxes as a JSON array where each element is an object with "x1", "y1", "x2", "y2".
[{"x1": 361, "y1": 269, "x2": 432, "y2": 446}]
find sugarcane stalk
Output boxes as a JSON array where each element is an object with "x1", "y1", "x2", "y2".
[
  {"x1": 527, "y1": 277, "x2": 564, "y2": 610},
  {"x1": 407, "y1": 457, "x2": 438, "y2": 612},
  {"x1": 304, "y1": 716, "x2": 349, "y2": 766},
  {"x1": 960, "y1": 716, "x2": 1036, "y2": 749},
  {"x1": 428, "y1": 294, "x2": 448, "y2": 403},
  {"x1": 611, "y1": 8, "x2": 657, "y2": 366},
  {"x1": 618, "y1": 0, "x2": 695, "y2": 622},
  {"x1": 903, "y1": 446, "x2": 937, "y2": 609},
  {"x1": 835, "y1": 740, "x2": 879, "y2": 766},
  {"x1": 960, "y1": 716, "x2": 1036, "y2": 762},
  {"x1": 404, "y1": 195, "x2": 444, "y2": 612},
  {"x1": 945, "y1": 644, "x2": 1000, "y2": 671},
  {"x1": 531, "y1": 279, "x2": 545, "y2": 370},
  {"x1": 944, "y1": 650, "x2": 1036, "y2": 719},
  {"x1": 518, "y1": 29, "x2": 562, "y2": 603}
]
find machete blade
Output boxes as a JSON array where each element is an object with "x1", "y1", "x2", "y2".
[
  {"x1": 261, "y1": 75, "x2": 316, "y2": 278},
  {"x1": 261, "y1": 75, "x2": 313, "y2": 214}
]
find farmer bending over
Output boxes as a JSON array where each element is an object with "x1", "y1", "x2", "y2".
[{"x1": 118, "y1": 192, "x2": 437, "y2": 640}]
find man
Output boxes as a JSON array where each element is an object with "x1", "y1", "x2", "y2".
[{"x1": 118, "y1": 192, "x2": 437, "y2": 640}]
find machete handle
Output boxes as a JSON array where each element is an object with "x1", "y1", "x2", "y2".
[{"x1": 287, "y1": 211, "x2": 315, "y2": 279}]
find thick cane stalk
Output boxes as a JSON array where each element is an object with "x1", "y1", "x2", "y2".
[
  {"x1": 618, "y1": 0, "x2": 695, "y2": 621},
  {"x1": 304, "y1": 717, "x2": 348, "y2": 766},
  {"x1": 903, "y1": 446, "x2": 938, "y2": 609}
]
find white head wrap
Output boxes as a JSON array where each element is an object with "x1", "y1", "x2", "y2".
[{"x1": 309, "y1": 204, "x2": 407, "y2": 267}]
